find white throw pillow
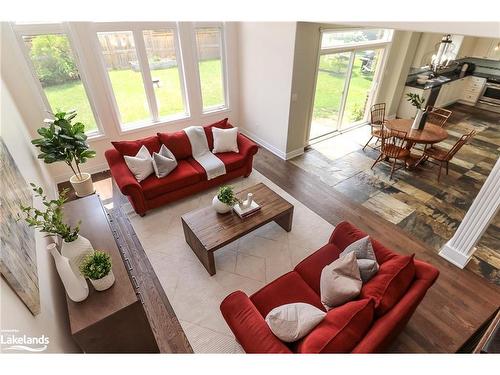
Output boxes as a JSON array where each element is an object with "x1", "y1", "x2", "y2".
[
  {"x1": 265, "y1": 303, "x2": 326, "y2": 343},
  {"x1": 212, "y1": 127, "x2": 239, "y2": 153},
  {"x1": 152, "y1": 144, "x2": 178, "y2": 178},
  {"x1": 124, "y1": 145, "x2": 154, "y2": 182},
  {"x1": 320, "y1": 252, "x2": 362, "y2": 310}
]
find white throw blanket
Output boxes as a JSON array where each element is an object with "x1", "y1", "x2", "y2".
[{"x1": 184, "y1": 126, "x2": 226, "y2": 180}]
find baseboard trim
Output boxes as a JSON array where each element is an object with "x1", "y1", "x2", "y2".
[
  {"x1": 285, "y1": 147, "x2": 304, "y2": 160},
  {"x1": 439, "y1": 243, "x2": 472, "y2": 269},
  {"x1": 239, "y1": 129, "x2": 287, "y2": 160},
  {"x1": 54, "y1": 162, "x2": 110, "y2": 184}
]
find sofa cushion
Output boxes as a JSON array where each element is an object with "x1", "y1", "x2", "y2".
[
  {"x1": 296, "y1": 298, "x2": 374, "y2": 353},
  {"x1": 295, "y1": 243, "x2": 342, "y2": 295},
  {"x1": 250, "y1": 271, "x2": 324, "y2": 318},
  {"x1": 112, "y1": 135, "x2": 161, "y2": 156},
  {"x1": 140, "y1": 160, "x2": 201, "y2": 200},
  {"x1": 157, "y1": 130, "x2": 192, "y2": 160},
  {"x1": 360, "y1": 254, "x2": 416, "y2": 317},
  {"x1": 152, "y1": 144, "x2": 178, "y2": 178},
  {"x1": 213, "y1": 152, "x2": 247, "y2": 172},
  {"x1": 204, "y1": 118, "x2": 230, "y2": 149}
]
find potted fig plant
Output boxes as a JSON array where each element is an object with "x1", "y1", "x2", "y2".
[
  {"x1": 406, "y1": 93, "x2": 428, "y2": 130},
  {"x1": 212, "y1": 185, "x2": 240, "y2": 214},
  {"x1": 80, "y1": 250, "x2": 115, "y2": 291},
  {"x1": 31, "y1": 110, "x2": 96, "y2": 197},
  {"x1": 18, "y1": 184, "x2": 94, "y2": 302}
]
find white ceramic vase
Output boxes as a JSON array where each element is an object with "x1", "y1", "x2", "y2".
[
  {"x1": 47, "y1": 243, "x2": 89, "y2": 302},
  {"x1": 212, "y1": 195, "x2": 232, "y2": 214},
  {"x1": 90, "y1": 270, "x2": 115, "y2": 292},
  {"x1": 412, "y1": 109, "x2": 424, "y2": 130},
  {"x1": 70, "y1": 172, "x2": 95, "y2": 197},
  {"x1": 61, "y1": 235, "x2": 94, "y2": 277}
]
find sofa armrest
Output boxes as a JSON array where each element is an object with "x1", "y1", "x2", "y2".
[
  {"x1": 220, "y1": 291, "x2": 292, "y2": 353},
  {"x1": 237, "y1": 133, "x2": 259, "y2": 157}
]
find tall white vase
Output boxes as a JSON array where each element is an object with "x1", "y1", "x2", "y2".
[
  {"x1": 61, "y1": 235, "x2": 94, "y2": 276},
  {"x1": 412, "y1": 109, "x2": 424, "y2": 130},
  {"x1": 47, "y1": 244, "x2": 89, "y2": 302}
]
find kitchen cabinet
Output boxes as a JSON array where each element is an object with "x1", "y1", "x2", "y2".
[
  {"x1": 471, "y1": 38, "x2": 500, "y2": 59},
  {"x1": 459, "y1": 76, "x2": 487, "y2": 105},
  {"x1": 435, "y1": 78, "x2": 465, "y2": 107},
  {"x1": 397, "y1": 86, "x2": 430, "y2": 119}
]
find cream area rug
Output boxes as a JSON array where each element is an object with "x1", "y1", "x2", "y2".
[{"x1": 123, "y1": 170, "x2": 334, "y2": 353}]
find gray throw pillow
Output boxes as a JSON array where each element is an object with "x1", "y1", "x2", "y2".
[
  {"x1": 340, "y1": 236, "x2": 379, "y2": 282},
  {"x1": 320, "y1": 252, "x2": 362, "y2": 310},
  {"x1": 152, "y1": 144, "x2": 178, "y2": 178}
]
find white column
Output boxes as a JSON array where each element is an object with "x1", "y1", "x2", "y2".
[{"x1": 439, "y1": 157, "x2": 500, "y2": 268}]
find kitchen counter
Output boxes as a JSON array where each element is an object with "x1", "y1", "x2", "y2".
[{"x1": 406, "y1": 71, "x2": 500, "y2": 90}]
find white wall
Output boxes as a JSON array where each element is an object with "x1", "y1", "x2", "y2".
[
  {"x1": 0, "y1": 80, "x2": 80, "y2": 353},
  {"x1": 237, "y1": 22, "x2": 297, "y2": 159},
  {"x1": 1, "y1": 22, "x2": 240, "y2": 183}
]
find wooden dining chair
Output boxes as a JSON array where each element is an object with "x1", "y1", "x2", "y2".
[
  {"x1": 422, "y1": 130, "x2": 476, "y2": 182},
  {"x1": 426, "y1": 106, "x2": 452, "y2": 128},
  {"x1": 363, "y1": 103, "x2": 388, "y2": 151},
  {"x1": 371, "y1": 123, "x2": 410, "y2": 180}
]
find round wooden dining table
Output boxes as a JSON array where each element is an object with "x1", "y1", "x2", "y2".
[{"x1": 385, "y1": 118, "x2": 448, "y2": 147}]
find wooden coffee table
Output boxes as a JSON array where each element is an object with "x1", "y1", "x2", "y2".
[{"x1": 181, "y1": 183, "x2": 294, "y2": 275}]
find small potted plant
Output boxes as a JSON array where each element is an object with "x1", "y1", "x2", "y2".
[
  {"x1": 80, "y1": 250, "x2": 115, "y2": 291},
  {"x1": 31, "y1": 110, "x2": 96, "y2": 197},
  {"x1": 406, "y1": 93, "x2": 428, "y2": 130},
  {"x1": 212, "y1": 185, "x2": 240, "y2": 214}
]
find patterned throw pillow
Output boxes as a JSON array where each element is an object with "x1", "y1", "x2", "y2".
[{"x1": 340, "y1": 236, "x2": 379, "y2": 282}]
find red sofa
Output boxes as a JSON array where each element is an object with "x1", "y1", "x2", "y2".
[
  {"x1": 104, "y1": 119, "x2": 258, "y2": 216},
  {"x1": 220, "y1": 221, "x2": 439, "y2": 353}
]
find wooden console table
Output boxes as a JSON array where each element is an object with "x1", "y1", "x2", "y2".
[{"x1": 63, "y1": 195, "x2": 158, "y2": 353}]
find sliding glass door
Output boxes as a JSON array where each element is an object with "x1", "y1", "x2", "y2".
[
  {"x1": 309, "y1": 52, "x2": 351, "y2": 139},
  {"x1": 309, "y1": 29, "x2": 392, "y2": 142}
]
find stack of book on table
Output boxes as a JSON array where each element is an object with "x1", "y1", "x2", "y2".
[{"x1": 233, "y1": 201, "x2": 261, "y2": 219}]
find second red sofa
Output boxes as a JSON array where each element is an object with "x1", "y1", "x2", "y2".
[{"x1": 220, "y1": 221, "x2": 439, "y2": 353}]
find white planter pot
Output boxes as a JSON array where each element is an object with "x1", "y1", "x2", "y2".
[
  {"x1": 61, "y1": 235, "x2": 94, "y2": 277},
  {"x1": 48, "y1": 243, "x2": 88, "y2": 302},
  {"x1": 412, "y1": 109, "x2": 424, "y2": 130},
  {"x1": 90, "y1": 270, "x2": 115, "y2": 292},
  {"x1": 70, "y1": 172, "x2": 95, "y2": 197},
  {"x1": 212, "y1": 195, "x2": 233, "y2": 214}
]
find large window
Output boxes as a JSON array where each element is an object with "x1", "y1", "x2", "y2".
[
  {"x1": 194, "y1": 27, "x2": 227, "y2": 112},
  {"x1": 143, "y1": 29, "x2": 187, "y2": 119},
  {"x1": 15, "y1": 23, "x2": 230, "y2": 136},
  {"x1": 21, "y1": 33, "x2": 100, "y2": 135},
  {"x1": 309, "y1": 28, "x2": 392, "y2": 141},
  {"x1": 97, "y1": 31, "x2": 151, "y2": 125}
]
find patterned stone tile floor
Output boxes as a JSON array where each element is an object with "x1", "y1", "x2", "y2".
[{"x1": 291, "y1": 103, "x2": 499, "y2": 284}]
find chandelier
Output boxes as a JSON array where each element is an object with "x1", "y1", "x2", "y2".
[{"x1": 430, "y1": 34, "x2": 456, "y2": 74}]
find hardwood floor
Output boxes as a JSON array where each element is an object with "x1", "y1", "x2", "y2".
[{"x1": 59, "y1": 134, "x2": 500, "y2": 353}]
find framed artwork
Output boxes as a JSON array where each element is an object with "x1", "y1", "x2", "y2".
[{"x1": 0, "y1": 137, "x2": 40, "y2": 315}]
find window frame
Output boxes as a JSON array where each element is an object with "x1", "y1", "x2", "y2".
[
  {"x1": 12, "y1": 22, "x2": 106, "y2": 139},
  {"x1": 192, "y1": 22, "x2": 229, "y2": 115},
  {"x1": 94, "y1": 22, "x2": 190, "y2": 133},
  {"x1": 320, "y1": 28, "x2": 394, "y2": 52},
  {"x1": 307, "y1": 27, "x2": 393, "y2": 143}
]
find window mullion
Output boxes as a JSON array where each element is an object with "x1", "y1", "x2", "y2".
[{"x1": 133, "y1": 29, "x2": 159, "y2": 122}]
